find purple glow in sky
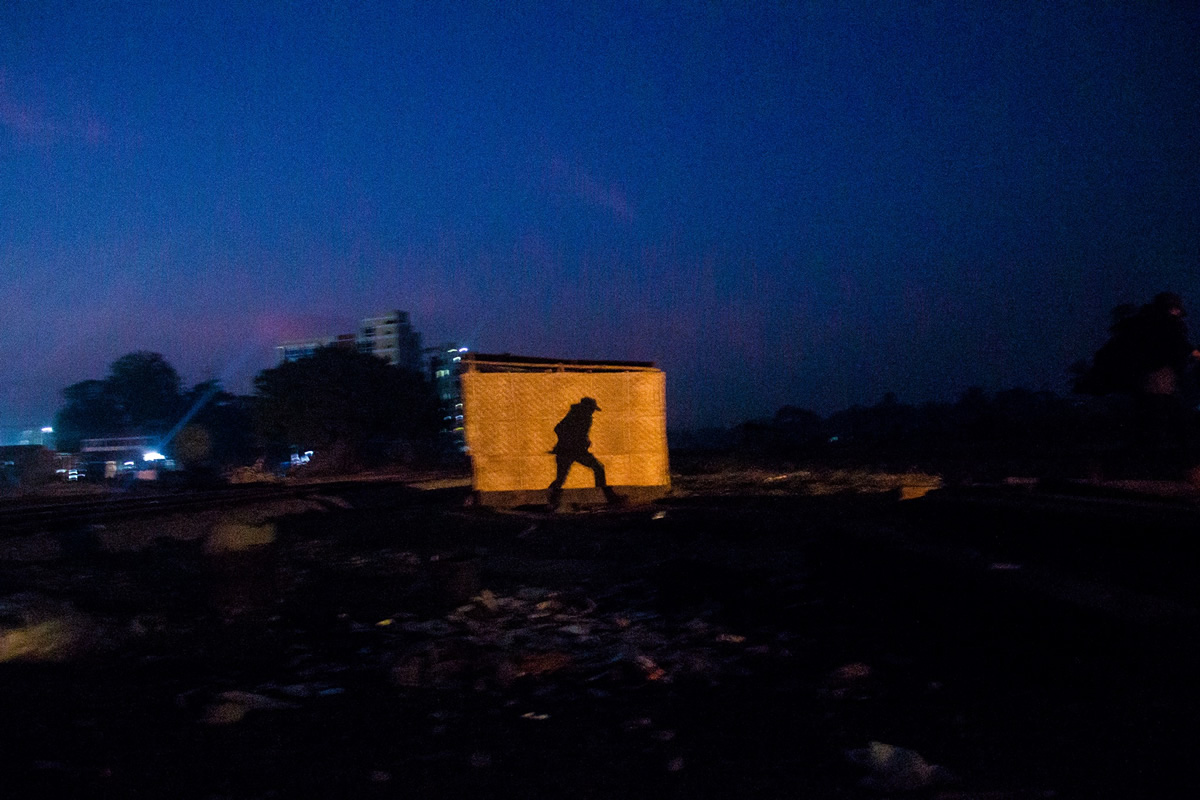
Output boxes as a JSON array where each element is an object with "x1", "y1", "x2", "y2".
[{"x1": 3, "y1": 2, "x2": 1198, "y2": 431}]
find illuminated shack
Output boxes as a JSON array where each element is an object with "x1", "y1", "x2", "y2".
[{"x1": 460, "y1": 354, "x2": 670, "y2": 507}]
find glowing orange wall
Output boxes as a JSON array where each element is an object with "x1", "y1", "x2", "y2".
[{"x1": 461, "y1": 369, "x2": 669, "y2": 492}]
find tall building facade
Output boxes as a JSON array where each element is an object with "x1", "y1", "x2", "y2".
[
  {"x1": 276, "y1": 311, "x2": 423, "y2": 372},
  {"x1": 357, "y1": 311, "x2": 423, "y2": 372},
  {"x1": 428, "y1": 343, "x2": 468, "y2": 452}
]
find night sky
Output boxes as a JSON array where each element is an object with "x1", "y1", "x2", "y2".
[{"x1": 3, "y1": 2, "x2": 1198, "y2": 432}]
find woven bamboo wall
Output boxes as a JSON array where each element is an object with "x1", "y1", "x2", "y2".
[{"x1": 461, "y1": 369, "x2": 669, "y2": 492}]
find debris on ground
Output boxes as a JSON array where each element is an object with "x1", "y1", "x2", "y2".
[
  {"x1": 203, "y1": 690, "x2": 303, "y2": 725},
  {"x1": 379, "y1": 584, "x2": 785, "y2": 695},
  {"x1": 0, "y1": 474, "x2": 1174, "y2": 797},
  {"x1": 846, "y1": 741, "x2": 951, "y2": 792},
  {"x1": 0, "y1": 594, "x2": 102, "y2": 662}
]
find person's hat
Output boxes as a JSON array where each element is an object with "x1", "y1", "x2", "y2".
[{"x1": 579, "y1": 396, "x2": 601, "y2": 411}]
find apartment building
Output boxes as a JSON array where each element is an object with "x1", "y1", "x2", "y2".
[
  {"x1": 357, "y1": 311, "x2": 423, "y2": 372},
  {"x1": 276, "y1": 311, "x2": 423, "y2": 373}
]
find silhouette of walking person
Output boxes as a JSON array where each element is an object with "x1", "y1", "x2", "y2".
[{"x1": 547, "y1": 397, "x2": 622, "y2": 509}]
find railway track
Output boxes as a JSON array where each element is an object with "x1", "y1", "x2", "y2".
[{"x1": 0, "y1": 476, "x2": 416, "y2": 535}]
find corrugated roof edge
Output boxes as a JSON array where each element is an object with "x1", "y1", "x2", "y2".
[{"x1": 464, "y1": 353, "x2": 658, "y2": 372}]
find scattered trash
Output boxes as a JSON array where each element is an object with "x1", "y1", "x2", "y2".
[
  {"x1": 825, "y1": 662, "x2": 879, "y2": 700},
  {"x1": 401, "y1": 619, "x2": 455, "y2": 636},
  {"x1": 430, "y1": 554, "x2": 481, "y2": 608},
  {"x1": 204, "y1": 519, "x2": 276, "y2": 554},
  {"x1": 1001, "y1": 477, "x2": 1039, "y2": 487},
  {"x1": 846, "y1": 741, "x2": 949, "y2": 792},
  {"x1": 203, "y1": 691, "x2": 301, "y2": 725},
  {"x1": 518, "y1": 651, "x2": 573, "y2": 677},
  {"x1": 652, "y1": 511, "x2": 667, "y2": 520},
  {"x1": 478, "y1": 589, "x2": 500, "y2": 613},
  {"x1": 933, "y1": 792, "x2": 1057, "y2": 799},
  {"x1": 988, "y1": 563, "x2": 1022, "y2": 571},
  {"x1": 678, "y1": 468, "x2": 942, "y2": 498},
  {"x1": 218, "y1": 690, "x2": 303, "y2": 710},
  {"x1": 226, "y1": 463, "x2": 282, "y2": 484},
  {"x1": 898, "y1": 480, "x2": 942, "y2": 501},
  {"x1": 521, "y1": 711, "x2": 550, "y2": 720},
  {"x1": 469, "y1": 751, "x2": 492, "y2": 768},
  {"x1": 204, "y1": 702, "x2": 248, "y2": 725},
  {"x1": 832, "y1": 662, "x2": 872, "y2": 681},
  {"x1": 0, "y1": 594, "x2": 99, "y2": 663},
  {"x1": 372, "y1": 580, "x2": 786, "y2": 696},
  {"x1": 666, "y1": 756, "x2": 685, "y2": 772},
  {"x1": 635, "y1": 655, "x2": 666, "y2": 681}
]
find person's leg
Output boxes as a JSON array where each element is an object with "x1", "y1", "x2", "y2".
[
  {"x1": 547, "y1": 454, "x2": 573, "y2": 508},
  {"x1": 577, "y1": 452, "x2": 624, "y2": 503},
  {"x1": 576, "y1": 451, "x2": 607, "y2": 487}
]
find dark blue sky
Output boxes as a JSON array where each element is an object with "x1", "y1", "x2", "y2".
[{"x1": 3, "y1": 1, "x2": 1198, "y2": 430}]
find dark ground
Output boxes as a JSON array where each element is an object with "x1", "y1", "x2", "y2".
[{"x1": 2, "y1": 467, "x2": 1199, "y2": 798}]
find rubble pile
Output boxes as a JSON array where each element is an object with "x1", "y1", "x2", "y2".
[
  {"x1": 676, "y1": 468, "x2": 942, "y2": 498},
  {"x1": 382, "y1": 584, "x2": 790, "y2": 695}
]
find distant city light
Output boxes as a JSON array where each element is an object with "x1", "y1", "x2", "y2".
[
  {"x1": 459, "y1": 347, "x2": 468, "y2": 352},
  {"x1": 143, "y1": 451, "x2": 166, "y2": 461},
  {"x1": 41, "y1": 426, "x2": 54, "y2": 433}
]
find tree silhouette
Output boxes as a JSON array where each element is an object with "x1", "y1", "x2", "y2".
[
  {"x1": 107, "y1": 352, "x2": 185, "y2": 432},
  {"x1": 54, "y1": 352, "x2": 186, "y2": 451},
  {"x1": 55, "y1": 379, "x2": 121, "y2": 452},
  {"x1": 253, "y1": 346, "x2": 437, "y2": 468}
]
